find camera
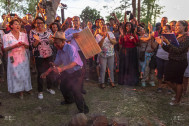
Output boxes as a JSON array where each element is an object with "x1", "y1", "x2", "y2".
[
  {"x1": 10, "y1": 14, "x2": 15, "y2": 16},
  {"x1": 126, "y1": 11, "x2": 131, "y2": 15}
]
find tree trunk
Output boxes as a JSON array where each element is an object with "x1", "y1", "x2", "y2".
[
  {"x1": 38, "y1": 0, "x2": 61, "y2": 25},
  {"x1": 132, "y1": 0, "x2": 136, "y2": 17},
  {"x1": 137, "y1": 0, "x2": 141, "y2": 23}
]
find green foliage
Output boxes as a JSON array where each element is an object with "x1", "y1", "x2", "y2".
[
  {"x1": 106, "y1": 11, "x2": 124, "y2": 23},
  {"x1": 80, "y1": 6, "x2": 101, "y2": 24},
  {"x1": 140, "y1": 0, "x2": 164, "y2": 25},
  {"x1": 0, "y1": 0, "x2": 38, "y2": 17},
  {"x1": 114, "y1": 0, "x2": 131, "y2": 13},
  {"x1": 104, "y1": 0, "x2": 131, "y2": 22}
]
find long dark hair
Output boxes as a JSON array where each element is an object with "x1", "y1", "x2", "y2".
[
  {"x1": 178, "y1": 20, "x2": 188, "y2": 32},
  {"x1": 49, "y1": 22, "x2": 61, "y2": 33},
  {"x1": 123, "y1": 22, "x2": 134, "y2": 34},
  {"x1": 32, "y1": 16, "x2": 45, "y2": 29}
]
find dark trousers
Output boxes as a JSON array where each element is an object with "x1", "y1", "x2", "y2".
[
  {"x1": 59, "y1": 70, "x2": 89, "y2": 113},
  {"x1": 78, "y1": 51, "x2": 86, "y2": 91},
  {"x1": 35, "y1": 56, "x2": 53, "y2": 92}
]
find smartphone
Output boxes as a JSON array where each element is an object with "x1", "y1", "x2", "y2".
[
  {"x1": 10, "y1": 56, "x2": 14, "y2": 63},
  {"x1": 126, "y1": 11, "x2": 131, "y2": 15},
  {"x1": 10, "y1": 14, "x2": 15, "y2": 16}
]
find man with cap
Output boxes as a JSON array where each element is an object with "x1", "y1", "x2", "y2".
[{"x1": 41, "y1": 31, "x2": 89, "y2": 114}]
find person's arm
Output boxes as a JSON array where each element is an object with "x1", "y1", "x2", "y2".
[
  {"x1": 107, "y1": 32, "x2": 117, "y2": 45},
  {"x1": 124, "y1": 11, "x2": 127, "y2": 24},
  {"x1": 133, "y1": 16, "x2": 138, "y2": 26},
  {"x1": 119, "y1": 35, "x2": 124, "y2": 50},
  {"x1": 156, "y1": 36, "x2": 189, "y2": 54},
  {"x1": 2, "y1": 14, "x2": 9, "y2": 28},
  {"x1": 98, "y1": 35, "x2": 106, "y2": 47},
  {"x1": 65, "y1": 29, "x2": 74, "y2": 41},
  {"x1": 14, "y1": 14, "x2": 27, "y2": 25},
  {"x1": 140, "y1": 34, "x2": 152, "y2": 42},
  {"x1": 0, "y1": 37, "x2": 3, "y2": 56},
  {"x1": 112, "y1": 13, "x2": 120, "y2": 24},
  {"x1": 3, "y1": 43, "x2": 23, "y2": 52},
  {"x1": 32, "y1": 34, "x2": 40, "y2": 47}
]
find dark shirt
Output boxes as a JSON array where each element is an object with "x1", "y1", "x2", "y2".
[{"x1": 162, "y1": 33, "x2": 189, "y2": 61}]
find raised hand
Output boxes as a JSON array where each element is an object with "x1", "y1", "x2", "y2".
[
  {"x1": 148, "y1": 22, "x2": 152, "y2": 33},
  {"x1": 155, "y1": 36, "x2": 163, "y2": 45},
  {"x1": 73, "y1": 33, "x2": 80, "y2": 39},
  {"x1": 40, "y1": 72, "x2": 48, "y2": 78},
  {"x1": 33, "y1": 34, "x2": 40, "y2": 41}
]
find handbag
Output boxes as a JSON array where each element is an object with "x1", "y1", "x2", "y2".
[{"x1": 139, "y1": 42, "x2": 148, "y2": 62}]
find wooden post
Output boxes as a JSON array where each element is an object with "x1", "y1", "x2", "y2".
[
  {"x1": 138, "y1": 0, "x2": 141, "y2": 24},
  {"x1": 61, "y1": 8, "x2": 64, "y2": 24},
  {"x1": 60, "y1": 3, "x2": 67, "y2": 24},
  {"x1": 132, "y1": 0, "x2": 136, "y2": 17}
]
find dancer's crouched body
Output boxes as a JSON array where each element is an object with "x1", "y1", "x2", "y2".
[{"x1": 41, "y1": 31, "x2": 89, "y2": 114}]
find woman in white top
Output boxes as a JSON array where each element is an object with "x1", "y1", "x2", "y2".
[
  {"x1": 96, "y1": 24, "x2": 117, "y2": 88},
  {"x1": 3, "y1": 19, "x2": 32, "y2": 99},
  {"x1": 156, "y1": 25, "x2": 170, "y2": 93}
]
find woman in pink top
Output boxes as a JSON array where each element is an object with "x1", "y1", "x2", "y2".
[{"x1": 3, "y1": 19, "x2": 32, "y2": 99}]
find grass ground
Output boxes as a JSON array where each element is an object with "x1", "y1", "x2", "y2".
[{"x1": 0, "y1": 73, "x2": 189, "y2": 126}]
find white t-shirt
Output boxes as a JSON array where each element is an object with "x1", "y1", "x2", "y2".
[
  {"x1": 156, "y1": 44, "x2": 169, "y2": 60},
  {"x1": 96, "y1": 32, "x2": 115, "y2": 57}
]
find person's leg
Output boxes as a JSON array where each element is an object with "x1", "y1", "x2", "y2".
[
  {"x1": 175, "y1": 84, "x2": 183, "y2": 103},
  {"x1": 141, "y1": 58, "x2": 149, "y2": 87},
  {"x1": 149, "y1": 68, "x2": 155, "y2": 86},
  {"x1": 156, "y1": 57, "x2": 165, "y2": 91},
  {"x1": 0, "y1": 59, "x2": 4, "y2": 81},
  {"x1": 35, "y1": 58, "x2": 43, "y2": 93},
  {"x1": 60, "y1": 73, "x2": 74, "y2": 104},
  {"x1": 99, "y1": 56, "x2": 107, "y2": 88},
  {"x1": 70, "y1": 70, "x2": 89, "y2": 113},
  {"x1": 107, "y1": 56, "x2": 114, "y2": 83},
  {"x1": 107, "y1": 55, "x2": 115, "y2": 86},
  {"x1": 78, "y1": 51, "x2": 86, "y2": 93},
  {"x1": 46, "y1": 57, "x2": 54, "y2": 90},
  {"x1": 183, "y1": 77, "x2": 189, "y2": 95},
  {"x1": 166, "y1": 81, "x2": 177, "y2": 93}
]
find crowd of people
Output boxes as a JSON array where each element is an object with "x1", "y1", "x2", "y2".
[{"x1": 0, "y1": 11, "x2": 189, "y2": 115}]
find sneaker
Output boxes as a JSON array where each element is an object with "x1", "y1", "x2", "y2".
[
  {"x1": 149, "y1": 81, "x2": 155, "y2": 87},
  {"x1": 167, "y1": 90, "x2": 173, "y2": 94},
  {"x1": 98, "y1": 77, "x2": 101, "y2": 83},
  {"x1": 47, "y1": 89, "x2": 55, "y2": 95},
  {"x1": 141, "y1": 82, "x2": 146, "y2": 87},
  {"x1": 171, "y1": 97, "x2": 176, "y2": 101},
  {"x1": 38, "y1": 93, "x2": 43, "y2": 99},
  {"x1": 157, "y1": 88, "x2": 163, "y2": 93},
  {"x1": 169, "y1": 101, "x2": 179, "y2": 106}
]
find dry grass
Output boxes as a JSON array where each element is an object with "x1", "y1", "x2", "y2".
[{"x1": 0, "y1": 74, "x2": 189, "y2": 126}]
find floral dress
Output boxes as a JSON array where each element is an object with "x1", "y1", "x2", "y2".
[{"x1": 3, "y1": 32, "x2": 32, "y2": 93}]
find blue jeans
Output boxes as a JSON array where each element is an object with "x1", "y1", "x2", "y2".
[{"x1": 99, "y1": 55, "x2": 114, "y2": 83}]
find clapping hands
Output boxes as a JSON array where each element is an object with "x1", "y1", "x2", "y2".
[{"x1": 33, "y1": 34, "x2": 40, "y2": 41}]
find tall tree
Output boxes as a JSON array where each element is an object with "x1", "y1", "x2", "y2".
[
  {"x1": 132, "y1": 0, "x2": 136, "y2": 17},
  {"x1": 37, "y1": 0, "x2": 60, "y2": 25},
  {"x1": 140, "y1": 0, "x2": 164, "y2": 25},
  {"x1": 0, "y1": 0, "x2": 38, "y2": 16},
  {"x1": 80, "y1": 6, "x2": 101, "y2": 24},
  {"x1": 137, "y1": 0, "x2": 141, "y2": 23}
]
